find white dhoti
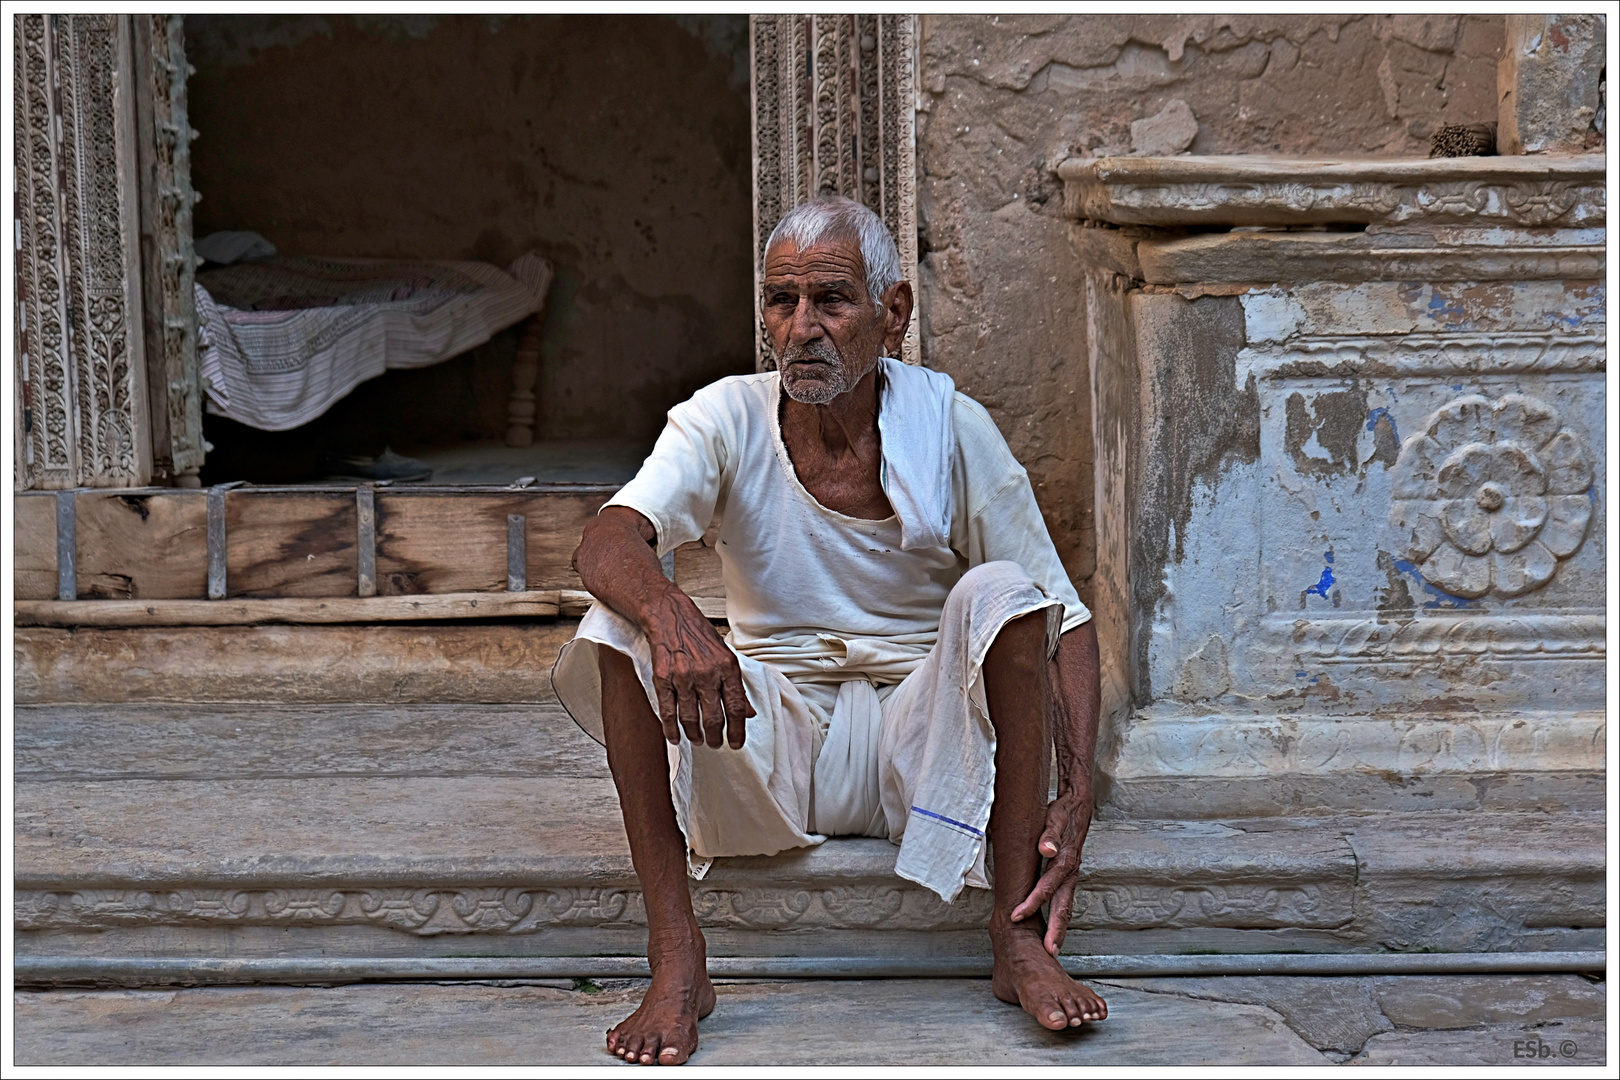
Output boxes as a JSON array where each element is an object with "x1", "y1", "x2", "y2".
[{"x1": 552, "y1": 561, "x2": 1062, "y2": 903}]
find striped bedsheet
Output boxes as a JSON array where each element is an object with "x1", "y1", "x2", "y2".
[{"x1": 196, "y1": 252, "x2": 552, "y2": 431}]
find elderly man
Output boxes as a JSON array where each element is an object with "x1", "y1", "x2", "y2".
[{"x1": 556, "y1": 195, "x2": 1106, "y2": 1065}]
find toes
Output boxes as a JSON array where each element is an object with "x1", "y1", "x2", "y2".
[
  {"x1": 659, "y1": 1043, "x2": 690, "y2": 1065},
  {"x1": 639, "y1": 1036, "x2": 659, "y2": 1066},
  {"x1": 1062, "y1": 995, "x2": 1084, "y2": 1027}
]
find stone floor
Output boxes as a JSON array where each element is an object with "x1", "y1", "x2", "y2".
[{"x1": 13, "y1": 973, "x2": 1606, "y2": 1066}]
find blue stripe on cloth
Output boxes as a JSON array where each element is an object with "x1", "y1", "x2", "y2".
[{"x1": 909, "y1": 805, "x2": 983, "y2": 837}]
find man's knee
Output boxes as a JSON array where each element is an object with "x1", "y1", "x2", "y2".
[{"x1": 945, "y1": 560, "x2": 1042, "y2": 623}]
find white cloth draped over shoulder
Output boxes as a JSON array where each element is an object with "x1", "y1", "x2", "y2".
[{"x1": 552, "y1": 357, "x2": 1090, "y2": 900}]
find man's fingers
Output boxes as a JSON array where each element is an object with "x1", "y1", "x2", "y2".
[
  {"x1": 699, "y1": 682, "x2": 726, "y2": 749},
  {"x1": 1013, "y1": 854, "x2": 1078, "y2": 921},
  {"x1": 653, "y1": 679, "x2": 682, "y2": 745},
  {"x1": 1038, "y1": 802, "x2": 1069, "y2": 858},
  {"x1": 723, "y1": 677, "x2": 749, "y2": 749},
  {"x1": 1044, "y1": 876, "x2": 1077, "y2": 956},
  {"x1": 675, "y1": 679, "x2": 703, "y2": 745}
]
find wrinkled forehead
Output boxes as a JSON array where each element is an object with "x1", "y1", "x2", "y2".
[{"x1": 762, "y1": 234, "x2": 866, "y2": 284}]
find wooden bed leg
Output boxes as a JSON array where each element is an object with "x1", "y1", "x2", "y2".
[{"x1": 505, "y1": 315, "x2": 545, "y2": 448}]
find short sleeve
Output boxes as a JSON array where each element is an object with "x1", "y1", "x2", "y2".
[
  {"x1": 966, "y1": 477, "x2": 1092, "y2": 633},
  {"x1": 951, "y1": 394, "x2": 1091, "y2": 633},
  {"x1": 603, "y1": 393, "x2": 727, "y2": 557}
]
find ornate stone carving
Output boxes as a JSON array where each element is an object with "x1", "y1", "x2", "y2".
[
  {"x1": 14, "y1": 14, "x2": 74, "y2": 490},
  {"x1": 1273, "y1": 614, "x2": 1606, "y2": 662},
  {"x1": 1073, "y1": 883, "x2": 1348, "y2": 930},
  {"x1": 1389, "y1": 394, "x2": 1594, "y2": 598},
  {"x1": 12, "y1": 14, "x2": 151, "y2": 489},
  {"x1": 13, "y1": 875, "x2": 1345, "y2": 935},
  {"x1": 1058, "y1": 154, "x2": 1606, "y2": 230},
  {"x1": 1241, "y1": 334, "x2": 1607, "y2": 380},
  {"x1": 1117, "y1": 711, "x2": 1608, "y2": 781},
  {"x1": 134, "y1": 14, "x2": 204, "y2": 481},
  {"x1": 750, "y1": 14, "x2": 919, "y2": 369}
]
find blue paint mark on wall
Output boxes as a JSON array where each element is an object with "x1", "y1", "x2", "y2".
[
  {"x1": 1305, "y1": 550, "x2": 1335, "y2": 599},
  {"x1": 1365, "y1": 406, "x2": 1399, "y2": 444},
  {"x1": 1392, "y1": 559, "x2": 1480, "y2": 609},
  {"x1": 1425, "y1": 290, "x2": 1466, "y2": 325}
]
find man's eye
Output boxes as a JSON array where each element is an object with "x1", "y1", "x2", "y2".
[{"x1": 768, "y1": 293, "x2": 796, "y2": 306}]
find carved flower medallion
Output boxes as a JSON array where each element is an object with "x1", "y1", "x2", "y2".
[{"x1": 1390, "y1": 393, "x2": 1593, "y2": 598}]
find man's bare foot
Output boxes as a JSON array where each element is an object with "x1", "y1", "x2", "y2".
[
  {"x1": 990, "y1": 921, "x2": 1108, "y2": 1031},
  {"x1": 606, "y1": 924, "x2": 717, "y2": 1065}
]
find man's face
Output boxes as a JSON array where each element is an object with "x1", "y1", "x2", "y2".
[{"x1": 761, "y1": 237, "x2": 888, "y2": 405}]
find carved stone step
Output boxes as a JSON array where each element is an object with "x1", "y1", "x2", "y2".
[{"x1": 14, "y1": 762, "x2": 1605, "y2": 966}]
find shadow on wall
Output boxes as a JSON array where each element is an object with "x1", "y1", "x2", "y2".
[{"x1": 186, "y1": 14, "x2": 756, "y2": 446}]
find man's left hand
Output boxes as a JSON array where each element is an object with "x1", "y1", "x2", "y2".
[{"x1": 1011, "y1": 788, "x2": 1093, "y2": 955}]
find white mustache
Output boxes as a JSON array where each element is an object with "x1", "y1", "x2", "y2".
[{"x1": 779, "y1": 340, "x2": 842, "y2": 366}]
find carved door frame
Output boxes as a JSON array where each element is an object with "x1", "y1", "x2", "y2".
[
  {"x1": 749, "y1": 14, "x2": 920, "y2": 370},
  {"x1": 12, "y1": 13, "x2": 201, "y2": 491}
]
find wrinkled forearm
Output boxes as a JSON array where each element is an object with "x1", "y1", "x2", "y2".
[
  {"x1": 1050, "y1": 620, "x2": 1101, "y2": 801},
  {"x1": 573, "y1": 506, "x2": 694, "y2": 634}
]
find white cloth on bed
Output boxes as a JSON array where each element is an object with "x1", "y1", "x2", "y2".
[
  {"x1": 195, "y1": 252, "x2": 552, "y2": 431},
  {"x1": 550, "y1": 358, "x2": 1090, "y2": 901}
]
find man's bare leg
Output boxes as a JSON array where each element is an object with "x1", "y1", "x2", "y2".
[
  {"x1": 599, "y1": 645, "x2": 716, "y2": 1065},
  {"x1": 982, "y1": 612, "x2": 1109, "y2": 1030}
]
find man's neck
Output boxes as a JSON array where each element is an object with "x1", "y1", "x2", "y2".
[{"x1": 779, "y1": 361, "x2": 882, "y2": 459}]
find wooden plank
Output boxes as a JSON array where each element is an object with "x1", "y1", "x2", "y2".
[
  {"x1": 674, "y1": 539, "x2": 724, "y2": 598},
  {"x1": 15, "y1": 622, "x2": 578, "y2": 704},
  {"x1": 13, "y1": 494, "x2": 58, "y2": 600},
  {"x1": 13, "y1": 591, "x2": 724, "y2": 626},
  {"x1": 524, "y1": 492, "x2": 604, "y2": 590},
  {"x1": 15, "y1": 591, "x2": 563, "y2": 627},
  {"x1": 226, "y1": 490, "x2": 356, "y2": 598},
  {"x1": 73, "y1": 490, "x2": 208, "y2": 599},
  {"x1": 375, "y1": 491, "x2": 601, "y2": 595},
  {"x1": 557, "y1": 590, "x2": 725, "y2": 620}
]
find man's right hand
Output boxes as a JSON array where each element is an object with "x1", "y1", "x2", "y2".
[
  {"x1": 574, "y1": 506, "x2": 754, "y2": 750},
  {"x1": 642, "y1": 592, "x2": 754, "y2": 750}
]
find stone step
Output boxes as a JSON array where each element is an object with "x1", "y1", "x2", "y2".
[
  {"x1": 14, "y1": 703, "x2": 602, "y2": 782},
  {"x1": 14, "y1": 703, "x2": 1605, "y2": 973}
]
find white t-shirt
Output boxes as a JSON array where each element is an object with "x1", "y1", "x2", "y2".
[{"x1": 605, "y1": 357, "x2": 1090, "y2": 685}]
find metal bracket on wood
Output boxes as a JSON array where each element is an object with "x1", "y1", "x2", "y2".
[
  {"x1": 55, "y1": 491, "x2": 77, "y2": 601},
  {"x1": 507, "y1": 514, "x2": 527, "y2": 592},
  {"x1": 356, "y1": 487, "x2": 377, "y2": 598},
  {"x1": 206, "y1": 486, "x2": 228, "y2": 599}
]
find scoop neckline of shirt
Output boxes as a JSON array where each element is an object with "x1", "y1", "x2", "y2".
[{"x1": 767, "y1": 374, "x2": 901, "y2": 528}]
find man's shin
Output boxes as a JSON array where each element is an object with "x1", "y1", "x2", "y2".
[
  {"x1": 598, "y1": 644, "x2": 699, "y2": 941},
  {"x1": 981, "y1": 611, "x2": 1053, "y2": 922}
]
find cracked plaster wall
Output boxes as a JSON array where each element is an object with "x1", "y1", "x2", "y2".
[
  {"x1": 917, "y1": 15, "x2": 1504, "y2": 602},
  {"x1": 186, "y1": 15, "x2": 754, "y2": 451}
]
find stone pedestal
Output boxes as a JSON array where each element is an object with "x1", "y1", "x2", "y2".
[{"x1": 1060, "y1": 155, "x2": 1606, "y2": 819}]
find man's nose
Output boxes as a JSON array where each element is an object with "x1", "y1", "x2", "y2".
[{"x1": 789, "y1": 295, "x2": 822, "y2": 344}]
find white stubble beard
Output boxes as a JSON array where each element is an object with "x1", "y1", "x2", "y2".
[{"x1": 779, "y1": 338, "x2": 876, "y2": 405}]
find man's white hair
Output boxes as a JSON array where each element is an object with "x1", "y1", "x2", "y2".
[{"x1": 765, "y1": 195, "x2": 902, "y2": 305}]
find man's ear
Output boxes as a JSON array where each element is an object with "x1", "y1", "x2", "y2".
[{"x1": 880, "y1": 279, "x2": 913, "y2": 356}]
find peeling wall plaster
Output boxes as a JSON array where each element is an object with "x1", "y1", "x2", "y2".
[{"x1": 916, "y1": 15, "x2": 1504, "y2": 603}]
